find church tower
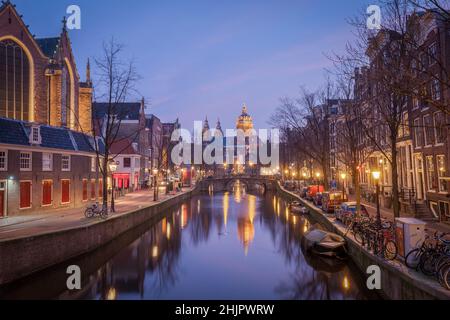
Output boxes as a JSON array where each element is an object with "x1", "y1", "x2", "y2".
[{"x1": 236, "y1": 104, "x2": 254, "y2": 134}]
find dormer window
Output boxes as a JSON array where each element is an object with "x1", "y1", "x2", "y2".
[{"x1": 30, "y1": 125, "x2": 42, "y2": 145}]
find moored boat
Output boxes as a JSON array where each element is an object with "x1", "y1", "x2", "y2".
[{"x1": 302, "y1": 227, "x2": 347, "y2": 259}]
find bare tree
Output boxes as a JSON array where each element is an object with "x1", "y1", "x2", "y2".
[
  {"x1": 270, "y1": 84, "x2": 334, "y2": 190},
  {"x1": 91, "y1": 38, "x2": 140, "y2": 211}
]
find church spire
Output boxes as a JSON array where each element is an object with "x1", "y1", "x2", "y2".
[{"x1": 86, "y1": 59, "x2": 91, "y2": 86}]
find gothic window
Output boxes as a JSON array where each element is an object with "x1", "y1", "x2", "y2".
[
  {"x1": 61, "y1": 61, "x2": 72, "y2": 127},
  {"x1": 0, "y1": 40, "x2": 30, "y2": 121}
]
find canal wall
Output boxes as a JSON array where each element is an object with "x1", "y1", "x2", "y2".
[
  {"x1": 275, "y1": 184, "x2": 450, "y2": 300},
  {"x1": 0, "y1": 188, "x2": 200, "y2": 286}
]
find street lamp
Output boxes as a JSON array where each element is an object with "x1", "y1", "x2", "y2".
[
  {"x1": 372, "y1": 171, "x2": 382, "y2": 228},
  {"x1": 108, "y1": 160, "x2": 118, "y2": 213},
  {"x1": 316, "y1": 172, "x2": 321, "y2": 193},
  {"x1": 340, "y1": 172, "x2": 347, "y2": 201}
]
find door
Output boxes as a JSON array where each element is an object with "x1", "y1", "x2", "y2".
[
  {"x1": 415, "y1": 155, "x2": 425, "y2": 201},
  {"x1": 0, "y1": 190, "x2": 4, "y2": 217}
]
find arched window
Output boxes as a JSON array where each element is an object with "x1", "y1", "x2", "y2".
[
  {"x1": 0, "y1": 40, "x2": 30, "y2": 121},
  {"x1": 61, "y1": 61, "x2": 73, "y2": 128}
]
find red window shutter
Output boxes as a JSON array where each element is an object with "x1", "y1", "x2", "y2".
[
  {"x1": 42, "y1": 181, "x2": 52, "y2": 206},
  {"x1": 91, "y1": 180, "x2": 96, "y2": 199},
  {"x1": 98, "y1": 179, "x2": 103, "y2": 198},
  {"x1": 20, "y1": 182, "x2": 31, "y2": 209},
  {"x1": 82, "y1": 180, "x2": 88, "y2": 201},
  {"x1": 61, "y1": 180, "x2": 70, "y2": 204}
]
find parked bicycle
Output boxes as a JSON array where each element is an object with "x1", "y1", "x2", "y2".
[
  {"x1": 405, "y1": 231, "x2": 450, "y2": 290},
  {"x1": 85, "y1": 202, "x2": 108, "y2": 220}
]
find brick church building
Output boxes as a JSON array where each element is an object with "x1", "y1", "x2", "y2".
[{"x1": 0, "y1": 1, "x2": 101, "y2": 217}]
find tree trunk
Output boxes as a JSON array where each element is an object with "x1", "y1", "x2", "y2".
[
  {"x1": 102, "y1": 152, "x2": 109, "y2": 212},
  {"x1": 352, "y1": 166, "x2": 361, "y2": 215},
  {"x1": 391, "y1": 144, "x2": 400, "y2": 218}
]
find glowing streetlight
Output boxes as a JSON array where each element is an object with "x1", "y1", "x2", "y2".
[
  {"x1": 340, "y1": 172, "x2": 347, "y2": 201},
  {"x1": 372, "y1": 171, "x2": 382, "y2": 228}
]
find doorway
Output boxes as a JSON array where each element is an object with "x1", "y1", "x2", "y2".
[{"x1": 0, "y1": 180, "x2": 6, "y2": 218}]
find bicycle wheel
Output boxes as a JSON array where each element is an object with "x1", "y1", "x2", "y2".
[
  {"x1": 440, "y1": 263, "x2": 450, "y2": 290},
  {"x1": 383, "y1": 241, "x2": 398, "y2": 261},
  {"x1": 420, "y1": 252, "x2": 439, "y2": 276},
  {"x1": 84, "y1": 208, "x2": 94, "y2": 218},
  {"x1": 405, "y1": 248, "x2": 421, "y2": 269},
  {"x1": 100, "y1": 210, "x2": 109, "y2": 220}
]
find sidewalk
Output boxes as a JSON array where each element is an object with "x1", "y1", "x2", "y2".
[
  {"x1": 347, "y1": 194, "x2": 450, "y2": 234},
  {"x1": 0, "y1": 188, "x2": 191, "y2": 241}
]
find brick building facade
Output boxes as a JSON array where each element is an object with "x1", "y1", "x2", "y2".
[{"x1": 0, "y1": 2, "x2": 99, "y2": 218}]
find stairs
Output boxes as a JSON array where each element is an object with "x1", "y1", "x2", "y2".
[{"x1": 414, "y1": 202, "x2": 439, "y2": 222}]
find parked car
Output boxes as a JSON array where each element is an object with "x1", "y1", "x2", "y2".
[
  {"x1": 306, "y1": 185, "x2": 325, "y2": 201},
  {"x1": 321, "y1": 191, "x2": 345, "y2": 213}
]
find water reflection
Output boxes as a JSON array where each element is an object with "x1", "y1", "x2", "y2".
[{"x1": 0, "y1": 188, "x2": 378, "y2": 300}]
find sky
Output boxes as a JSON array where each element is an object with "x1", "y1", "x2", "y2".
[{"x1": 13, "y1": 0, "x2": 372, "y2": 129}]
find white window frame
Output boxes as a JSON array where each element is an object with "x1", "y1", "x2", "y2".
[
  {"x1": 42, "y1": 153, "x2": 53, "y2": 172},
  {"x1": 29, "y1": 126, "x2": 42, "y2": 145},
  {"x1": 20, "y1": 152, "x2": 32, "y2": 172},
  {"x1": 91, "y1": 157, "x2": 97, "y2": 173},
  {"x1": 0, "y1": 150, "x2": 7, "y2": 171},
  {"x1": 437, "y1": 155, "x2": 447, "y2": 193},
  {"x1": 61, "y1": 155, "x2": 71, "y2": 172},
  {"x1": 426, "y1": 155, "x2": 435, "y2": 191}
]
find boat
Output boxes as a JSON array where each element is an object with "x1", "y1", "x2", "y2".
[
  {"x1": 289, "y1": 201, "x2": 308, "y2": 215},
  {"x1": 302, "y1": 226, "x2": 347, "y2": 259}
]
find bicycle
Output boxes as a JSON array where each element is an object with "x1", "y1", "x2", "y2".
[{"x1": 85, "y1": 202, "x2": 108, "y2": 220}]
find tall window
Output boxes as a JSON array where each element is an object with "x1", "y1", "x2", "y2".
[
  {"x1": 20, "y1": 152, "x2": 32, "y2": 171},
  {"x1": 42, "y1": 153, "x2": 53, "y2": 171},
  {"x1": 42, "y1": 180, "x2": 53, "y2": 206},
  {"x1": 124, "y1": 158, "x2": 131, "y2": 168},
  {"x1": 61, "y1": 155, "x2": 71, "y2": 171},
  {"x1": 423, "y1": 115, "x2": 434, "y2": 146},
  {"x1": 0, "y1": 40, "x2": 30, "y2": 121},
  {"x1": 20, "y1": 181, "x2": 32, "y2": 209},
  {"x1": 428, "y1": 43, "x2": 438, "y2": 65},
  {"x1": 0, "y1": 150, "x2": 7, "y2": 171},
  {"x1": 434, "y1": 111, "x2": 446, "y2": 144},
  {"x1": 61, "y1": 62, "x2": 72, "y2": 127},
  {"x1": 426, "y1": 156, "x2": 436, "y2": 191},
  {"x1": 91, "y1": 157, "x2": 97, "y2": 172},
  {"x1": 414, "y1": 118, "x2": 424, "y2": 147},
  {"x1": 91, "y1": 179, "x2": 96, "y2": 200},
  {"x1": 82, "y1": 179, "x2": 88, "y2": 201},
  {"x1": 437, "y1": 155, "x2": 447, "y2": 193},
  {"x1": 61, "y1": 180, "x2": 70, "y2": 204},
  {"x1": 431, "y1": 79, "x2": 441, "y2": 100}
]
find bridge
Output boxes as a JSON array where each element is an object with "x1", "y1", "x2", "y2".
[{"x1": 197, "y1": 176, "x2": 279, "y2": 194}]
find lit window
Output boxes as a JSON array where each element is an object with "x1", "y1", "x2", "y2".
[
  {"x1": 437, "y1": 155, "x2": 447, "y2": 192},
  {"x1": 20, "y1": 152, "x2": 32, "y2": 171},
  {"x1": 61, "y1": 155, "x2": 71, "y2": 171},
  {"x1": 42, "y1": 153, "x2": 53, "y2": 171},
  {"x1": 426, "y1": 156, "x2": 436, "y2": 191},
  {"x1": 0, "y1": 150, "x2": 7, "y2": 171}
]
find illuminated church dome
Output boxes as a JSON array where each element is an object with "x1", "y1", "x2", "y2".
[{"x1": 236, "y1": 104, "x2": 254, "y2": 133}]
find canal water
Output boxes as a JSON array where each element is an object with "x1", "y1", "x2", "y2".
[{"x1": 0, "y1": 183, "x2": 378, "y2": 300}]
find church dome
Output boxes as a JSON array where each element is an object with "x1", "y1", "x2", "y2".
[{"x1": 236, "y1": 104, "x2": 254, "y2": 133}]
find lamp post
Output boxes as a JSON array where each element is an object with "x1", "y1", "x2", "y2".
[
  {"x1": 153, "y1": 168, "x2": 158, "y2": 201},
  {"x1": 108, "y1": 160, "x2": 118, "y2": 213},
  {"x1": 340, "y1": 172, "x2": 347, "y2": 201},
  {"x1": 372, "y1": 171, "x2": 381, "y2": 228},
  {"x1": 316, "y1": 172, "x2": 321, "y2": 193}
]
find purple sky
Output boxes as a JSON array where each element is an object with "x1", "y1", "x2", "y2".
[{"x1": 13, "y1": 0, "x2": 371, "y2": 129}]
